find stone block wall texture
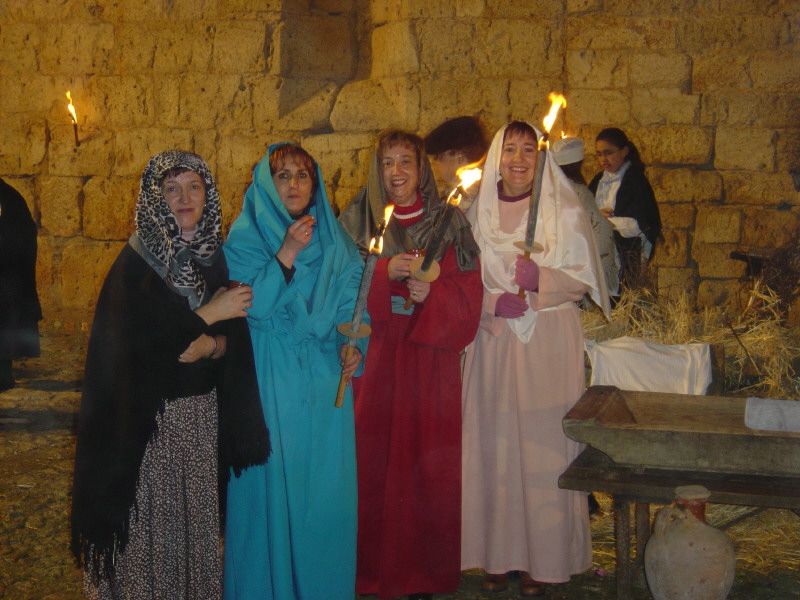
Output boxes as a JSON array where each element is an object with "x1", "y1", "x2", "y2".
[{"x1": 1, "y1": 0, "x2": 798, "y2": 330}]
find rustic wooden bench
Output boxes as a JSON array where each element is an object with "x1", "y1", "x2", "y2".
[{"x1": 559, "y1": 446, "x2": 800, "y2": 599}]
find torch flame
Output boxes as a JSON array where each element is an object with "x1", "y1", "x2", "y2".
[
  {"x1": 66, "y1": 90, "x2": 78, "y2": 124},
  {"x1": 456, "y1": 166, "x2": 482, "y2": 192},
  {"x1": 368, "y1": 236, "x2": 384, "y2": 254},
  {"x1": 383, "y1": 203, "x2": 395, "y2": 225},
  {"x1": 542, "y1": 92, "x2": 566, "y2": 135}
]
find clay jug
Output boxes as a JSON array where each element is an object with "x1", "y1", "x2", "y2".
[{"x1": 644, "y1": 485, "x2": 736, "y2": 600}]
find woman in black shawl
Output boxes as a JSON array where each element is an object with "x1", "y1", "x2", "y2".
[
  {"x1": 71, "y1": 150, "x2": 269, "y2": 599},
  {"x1": 0, "y1": 179, "x2": 42, "y2": 391}
]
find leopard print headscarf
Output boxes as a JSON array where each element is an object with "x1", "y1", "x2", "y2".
[{"x1": 133, "y1": 150, "x2": 222, "y2": 308}]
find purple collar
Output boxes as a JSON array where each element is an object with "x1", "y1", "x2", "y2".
[{"x1": 497, "y1": 180, "x2": 530, "y2": 203}]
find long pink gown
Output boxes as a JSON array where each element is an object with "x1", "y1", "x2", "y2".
[{"x1": 460, "y1": 198, "x2": 593, "y2": 582}]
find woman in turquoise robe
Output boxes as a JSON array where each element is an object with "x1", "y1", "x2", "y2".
[{"x1": 223, "y1": 143, "x2": 366, "y2": 600}]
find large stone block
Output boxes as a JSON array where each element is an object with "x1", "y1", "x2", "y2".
[
  {"x1": 694, "y1": 207, "x2": 741, "y2": 244},
  {"x1": 419, "y1": 78, "x2": 510, "y2": 135},
  {"x1": 658, "y1": 203, "x2": 695, "y2": 229},
  {"x1": 162, "y1": 0, "x2": 217, "y2": 19},
  {"x1": 651, "y1": 228, "x2": 688, "y2": 267},
  {"x1": 566, "y1": 50, "x2": 628, "y2": 89},
  {"x1": 509, "y1": 79, "x2": 571, "y2": 128},
  {"x1": 35, "y1": 235, "x2": 56, "y2": 316},
  {"x1": 59, "y1": 239, "x2": 125, "y2": 310},
  {"x1": 473, "y1": 19, "x2": 561, "y2": 78},
  {"x1": 330, "y1": 79, "x2": 419, "y2": 132},
  {"x1": 693, "y1": 51, "x2": 751, "y2": 92},
  {"x1": 632, "y1": 89, "x2": 700, "y2": 126},
  {"x1": 370, "y1": 0, "x2": 455, "y2": 21},
  {"x1": 603, "y1": 0, "x2": 711, "y2": 15},
  {"x1": 177, "y1": 74, "x2": 254, "y2": 130},
  {"x1": 701, "y1": 91, "x2": 800, "y2": 127},
  {"x1": 740, "y1": 207, "x2": 799, "y2": 249},
  {"x1": 692, "y1": 242, "x2": 745, "y2": 279},
  {"x1": 648, "y1": 168, "x2": 722, "y2": 203},
  {"x1": 775, "y1": 129, "x2": 800, "y2": 172},
  {"x1": 630, "y1": 53, "x2": 691, "y2": 88},
  {"x1": 567, "y1": 89, "x2": 630, "y2": 126},
  {"x1": 678, "y1": 17, "x2": 788, "y2": 51},
  {"x1": 218, "y1": 0, "x2": 282, "y2": 13},
  {"x1": 113, "y1": 129, "x2": 195, "y2": 177},
  {"x1": 723, "y1": 171, "x2": 799, "y2": 206},
  {"x1": 455, "y1": 0, "x2": 486, "y2": 17},
  {"x1": 566, "y1": 16, "x2": 678, "y2": 50},
  {"x1": 371, "y1": 21, "x2": 419, "y2": 78},
  {"x1": 0, "y1": 23, "x2": 40, "y2": 75},
  {"x1": 38, "y1": 177, "x2": 83, "y2": 237},
  {"x1": 303, "y1": 133, "x2": 375, "y2": 192},
  {"x1": 212, "y1": 21, "x2": 267, "y2": 73},
  {"x1": 657, "y1": 266, "x2": 696, "y2": 303},
  {"x1": 417, "y1": 19, "x2": 478, "y2": 77},
  {"x1": 83, "y1": 177, "x2": 139, "y2": 241},
  {"x1": 0, "y1": 75, "x2": 64, "y2": 115},
  {"x1": 110, "y1": 26, "x2": 158, "y2": 74},
  {"x1": 217, "y1": 133, "x2": 270, "y2": 182},
  {"x1": 0, "y1": 120, "x2": 47, "y2": 174},
  {"x1": 154, "y1": 79, "x2": 181, "y2": 127},
  {"x1": 750, "y1": 51, "x2": 800, "y2": 92},
  {"x1": 152, "y1": 24, "x2": 214, "y2": 73},
  {"x1": 38, "y1": 23, "x2": 115, "y2": 75},
  {"x1": 278, "y1": 15, "x2": 354, "y2": 79},
  {"x1": 48, "y1": 126, "x2": 114, "y2": 177},
  {"x1": 715, "y1": 127, "x2": 776, "y2": 171},
  {"x1": 637, "y1": 126, "x2": 713, "y2": 165},
  {"x1": 485, "y1": 0, "x2": 561, "y2": 17},
  {"x1": 87, "y1": 76, "x2": 156, "y2": 128},
  {"x1": 193, "y1": 129, "x2": 220, "y2": 176},
  {"x1": 697, "y1": 279, "x2": 741, "y2": 309}
]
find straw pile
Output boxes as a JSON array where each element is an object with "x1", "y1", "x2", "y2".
[{"x1": 581, "y1": 284, "x2": 800, "y2": 399}]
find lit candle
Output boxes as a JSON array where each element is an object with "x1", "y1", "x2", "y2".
[
  {"x1": 66, "y1": 90, "x2": 79, "y2": 147},
  {"x1": 334, "y1": 204, "x2": 395, "y2": 407},
  {"x1": 516, "y1": 93, "x2": 567, "y2": 298}
]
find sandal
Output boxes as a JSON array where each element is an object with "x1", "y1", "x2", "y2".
[
  {"x1": 481, "y1": 572, "x2": 509, "y2": 592},
  {"x1": 519, "y1": 572, "x2": 546, "y2": 597}
]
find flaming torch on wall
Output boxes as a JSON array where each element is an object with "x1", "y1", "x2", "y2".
[
  {"x1": 66, "y1": 90, "x2": 79, "y2": 147},
  {"x1": 334, "y1": 203, "x2": 395, "y2": 407},
  {"x1": 514, "y1": 92, "x2": 567, "y2": 298},
  {"x1": 403, "y1": 164, "x2": 482, "y2": 309}
]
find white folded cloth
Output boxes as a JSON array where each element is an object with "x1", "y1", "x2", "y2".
[
  {"x1": 744, "y1": 397, "x2": 800, "y2": 432},
  {"x1": 585, "y1": 335, "x2": 712, "y2": 395}
]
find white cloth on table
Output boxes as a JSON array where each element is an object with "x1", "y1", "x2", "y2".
[
  {"x1": 745, "y1": 397, "x2": 800, "y2": 433},
  {"x1": 585, "y1": 335, "x2": 712, "y2": 395}
]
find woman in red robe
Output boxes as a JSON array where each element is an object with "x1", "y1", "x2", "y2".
[{"x1": 340, "y1": 130, "x2": 482, "y2": 600}]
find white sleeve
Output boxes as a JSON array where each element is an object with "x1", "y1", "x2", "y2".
[{"x1": 608, "y1": 216, "x2": 641, "y2": 238}]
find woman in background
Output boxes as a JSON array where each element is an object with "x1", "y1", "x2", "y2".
[
  {"x1": 72, "y1": 150, "x2": 269, "y2": 599},
  {"x1": 223, "y1": 143, "x2": 365, "y2": 600},
  {"x1": 340, "y1": 130, "x2": 482, "y2": 600},
  {"x1": 461, "y1": 122, "x2": 609, "y2": 597},
  {"x1": 589, "y1": 127, "x2": 661, "y2": 290}
]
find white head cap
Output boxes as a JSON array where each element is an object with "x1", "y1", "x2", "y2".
[{"x1": 551, "y1": 137, "x2": 585, "y2": 166}]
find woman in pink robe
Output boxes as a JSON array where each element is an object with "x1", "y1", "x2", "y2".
[{"x1": 460, "y1": 122, "x2": 609, "y2": 596}]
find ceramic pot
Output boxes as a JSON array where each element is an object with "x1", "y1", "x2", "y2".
[{"x1": 644, "y1": 485, "x2": 736, "y2": 600}]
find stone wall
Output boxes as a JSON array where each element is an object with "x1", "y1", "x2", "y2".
[{"x1": 1, "y1": 0, "x2": 798, "y2": 331}]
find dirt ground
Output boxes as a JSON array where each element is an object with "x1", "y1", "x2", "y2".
[{"x1": 1, "y1": 335, "x2": 798, "y2": 599}]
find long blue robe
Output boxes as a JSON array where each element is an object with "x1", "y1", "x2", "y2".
[{"x1": 223, "y1": 144, "x2": 366, "y2": 600}]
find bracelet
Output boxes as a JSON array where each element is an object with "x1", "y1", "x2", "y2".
[{"x1": 209, "y1": 335, "x2": 218, "y2": 359}]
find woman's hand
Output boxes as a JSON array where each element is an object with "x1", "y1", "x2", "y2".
[
  {"x1": 514, "y1": 256, "x2": 539, "y2": 292},
  {"x1": 388, "y1": 253, "x2": 414, "y2": 281},
  {"x1": 340, "y1": 345, "x2": 362, "y2": 378},
  {"x1": 179, "y1": 333, "x2": 216, "y2": 363},
  {"x1": 407, "y1": 278, "x2": 431, "y2": 303},
  {"x1": 195, "y1": 285, "x2": 253, "y2": 325},
  {"x1": 495, "y1": 292, "x2": 528, "y2": 319},
  {"x1": 277, "y1": 215, "x2": 315, "y2": 268}
]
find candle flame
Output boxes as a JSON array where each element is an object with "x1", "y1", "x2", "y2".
[
  {"x1": 66, "y1": 90, "x2": 78, "y2": 124},
  {"x1": 542, "y1": 92, "x2": 566, "y2": 135},
  {"x1": 368, "y1": 236, "x2": 383, "y2": 254}
]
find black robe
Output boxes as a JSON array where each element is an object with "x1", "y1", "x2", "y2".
[
  {"x1": 71, "y1": 243, "x2": 269, "y2": 576},
  {"x1": 589, "y1": 165, "x2": 661, "y2": 287},
  {"x1": 0, "y1": 178, "x2": 42, "y2": 359}
]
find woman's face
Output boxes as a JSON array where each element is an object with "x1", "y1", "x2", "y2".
[
  {"x1": 595, "y1": 139, "x2": 629, "y2": 173},
  {"x1": 381, "y1": 143, "x2": 420, "y2": 207},
  {"x1": 162, "y1": 170, "x2": 206, "y2": 239},
  {"x1": 499, "y1": 130, "x2": 538, "y2": 197},
  {"x1": 272, "y1": 155, "x2": 314, "y2": 217}
]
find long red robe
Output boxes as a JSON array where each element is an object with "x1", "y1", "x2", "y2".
[{"x1": 354, "y1": 246, "x2": 482, "y2": 598}]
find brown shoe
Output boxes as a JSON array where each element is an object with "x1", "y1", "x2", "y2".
[
  {"x1": 519, "y1": 572, "x2": 546, "y2": 597},
  {"x1": 481, "y1": 572, "x2": 509, "y2": 592}
]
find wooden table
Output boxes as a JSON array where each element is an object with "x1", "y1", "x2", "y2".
[{"x1": 559, "y1": 447, "x2": 800, "y2": 599}]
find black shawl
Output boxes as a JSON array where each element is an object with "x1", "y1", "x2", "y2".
[
  {"x1": 0, "y1": 178, "x2": 42, "y2": 358},
  {"x1": 70, "y1": 244, "x2": 269, "y2": 577}
]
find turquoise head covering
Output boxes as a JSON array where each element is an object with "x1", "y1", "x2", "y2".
[{"x1": 224, "y1": 143, "x2": 363, "y2": 341}]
